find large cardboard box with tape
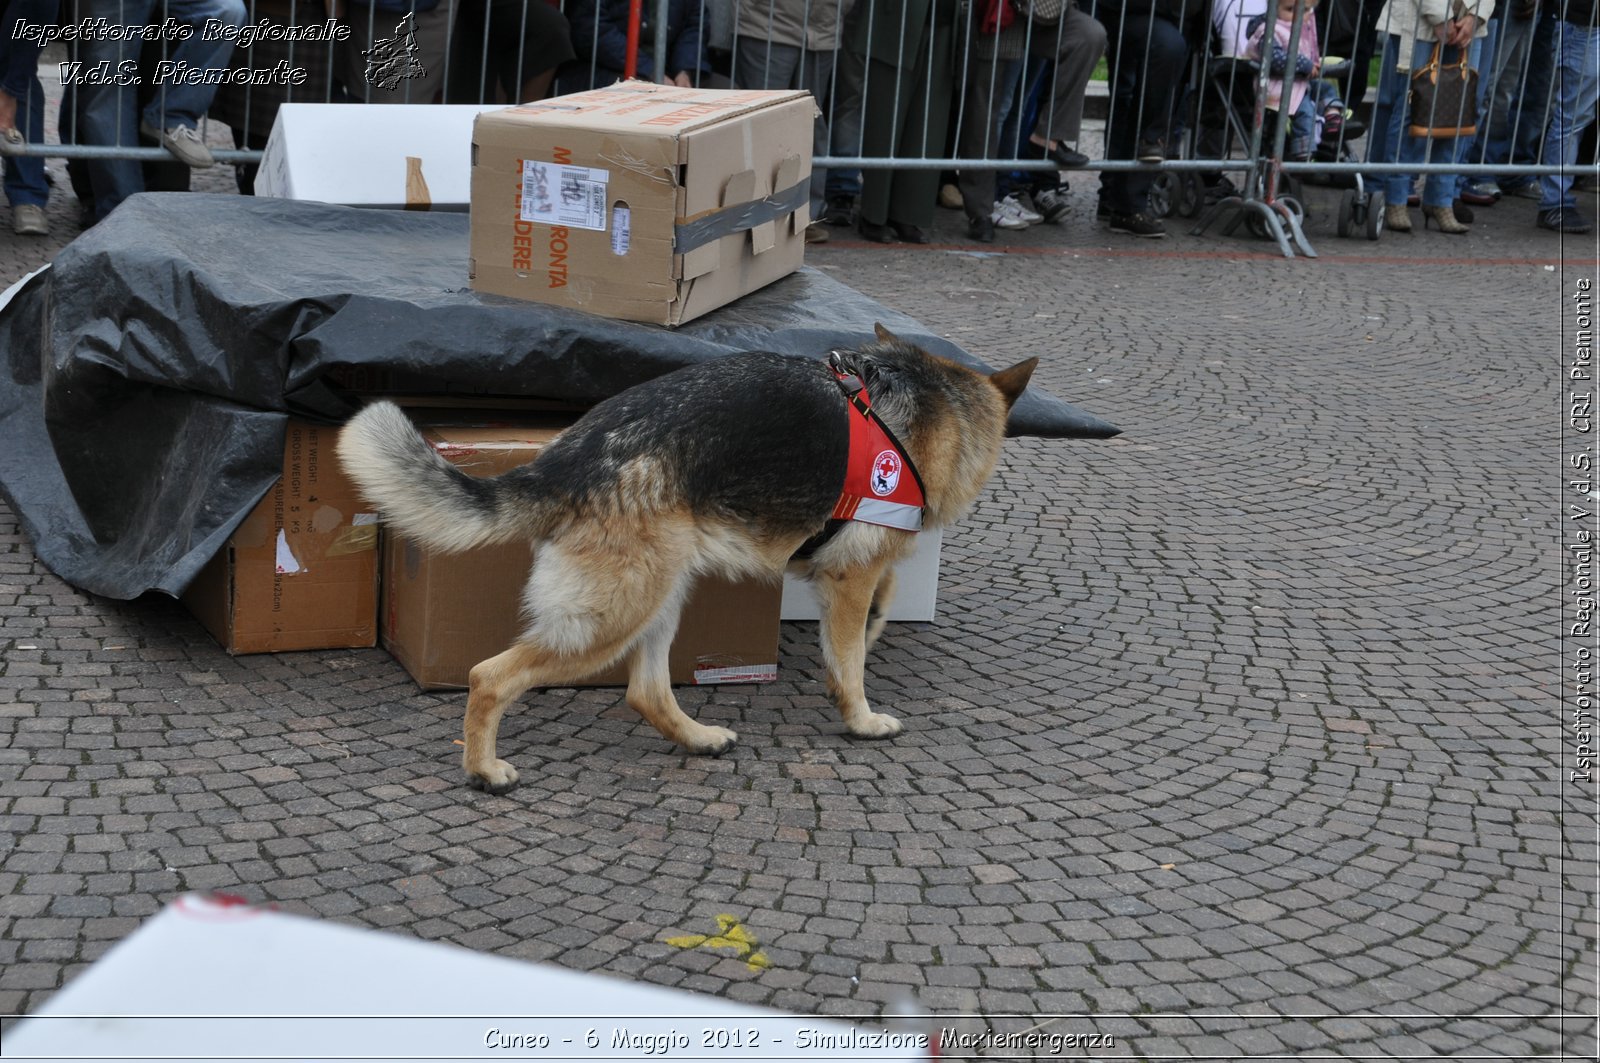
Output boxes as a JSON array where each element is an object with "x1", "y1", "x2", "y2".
[
  {"x1": 183, "y1": 421, "x2": 379, "y2": 654},
  {"x1": 381, "y1": 414, "x2": 781, "y2": 690},
  {"x1": 468, "y1": 82, "x2": 814, "y2": 326}
]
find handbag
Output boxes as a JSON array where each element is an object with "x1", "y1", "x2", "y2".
[{"x1": 1407, "y1": 44, "x2": 1479, "y2": 139}]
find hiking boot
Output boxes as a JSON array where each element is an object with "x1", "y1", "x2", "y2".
[
  {"x1": 820, "y1": 195, "x2": 855, "y2": 226},
  {"x1": 1107, "y1": 211, "x2": 1165, "y2": 238},
  {"x1": 140, "y1": 120, "x2": 214, "y2": 168},
  {"x1": 1032, "y1": 187, "x2": 1071, "y2": 224},
  {"x1": 1538, "y1": 206, "x2": 1594, "y2": 234},
  {"x1": 12, "y1": 202, "x2": 47, "y2": 236}
]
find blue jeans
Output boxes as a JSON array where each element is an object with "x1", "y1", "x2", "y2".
[
  {"x1": 1, "y1": 0, "x2": 54, "y2": 208},
  {"x1": 77, "y1": 0, "x2": 246, "y2": 221},
  {"x1": 1537, "y1": 21, "x2": 1600, "y2": 213},
  {"x1": 1368, "y1": 35, "x2": 1484, "y2": 210},
  {"x1": 1464, "y1": 14, "x2": 1558, "y2": 187}
]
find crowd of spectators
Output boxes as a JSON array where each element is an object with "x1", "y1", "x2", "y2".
[{"x1": 0, "y1": 0, "x2": 1594, "y2": 240}]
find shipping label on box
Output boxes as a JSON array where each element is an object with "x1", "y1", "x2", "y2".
[
  {"x1": 469, "y1": 82, "x2": 815, "y2": 326},
  {"x1": 381, "y1": 414, "x2": 781, "y2": 689},
  {"x1": 183, "y1": 422, "x2": 379, "y2": 654}
]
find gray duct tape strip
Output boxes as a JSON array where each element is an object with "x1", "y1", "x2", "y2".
[{"x1": 674, "y1": 179, "x2": 809, "y2": 254}]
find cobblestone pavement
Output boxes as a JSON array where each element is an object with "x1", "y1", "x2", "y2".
[{"x1": 2, "y1": 135, "x2": 1598, "y2": 1060}]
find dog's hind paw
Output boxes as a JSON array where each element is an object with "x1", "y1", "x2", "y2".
[
  {"x1": 846, "y1": 711, "x2": 903, "y2": 739},
  {"x1": 684, "y1": 725, "x2": 738, "y2": 757},
  {"x1": 466, "y1": 759, "x2": 521, "y2": 794}
]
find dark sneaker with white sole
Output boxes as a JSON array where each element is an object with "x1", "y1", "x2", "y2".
[{"x1": 1107, "y1": 211, "x2": 1166, "y2": 238}]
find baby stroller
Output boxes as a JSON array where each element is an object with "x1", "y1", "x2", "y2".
[{"x1": 1189, "y1": 0, "x2": 1383, "y2": 251}]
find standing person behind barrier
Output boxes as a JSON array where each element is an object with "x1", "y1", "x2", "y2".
[
  {"x1": 1459, "y1": 0, "x2": 1558, "y2": 203},
  {"x1": 1532, "y1": 0, "x2": 1598, "y2": 232},
  {"x1": 445, "y1": 0, "x2": 575, "y2": 104},
  {"x1": 0, "y1": 0, "x2": 57, "y2": 235},
  {"x1": 730, "y1": 0, "x2": 854, "y2": 245},
  {"x1": 845, "y1": 0, "x2": 958, "y2": 243},
  {"x1": 1366, "y1": 0, "x2": 1490, "y2": 234},
  {"x1": 1089, "y1": 0, "x2": 1199, "y2": 238},
  {"x1": 954, "y1": 0, "x2": 1105, "y2": 241},
  {"x1": 561, "y1": 0, "x2": 712, "y2": 90}
]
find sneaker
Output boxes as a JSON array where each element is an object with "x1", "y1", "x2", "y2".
[
  {"x1": 1538, "y1": 206, "x2": 1594, "y2": 234},
  {"x1": 1460, "y1": 180, "x2": 1502, "y2": 205},
  {"x1": 820, "y1": 195, "x2": 854, "y2": 226},
  {"x1": 1044, "y1": 142, "x2": 1091, "y2": 169},
  {"x1": 1502, "y1": 180, "x2": 1542, "y2": 200},
  {"x1": 804, "y1": 221, "x2": 830, "y2": 244},
  {"x1": 1001, "y1": 193, "x2": 1042, "y2": 225},
  {"x1": 991, "y1": 198, "x2": 1030, "y2": 230},
  {"x1": 1136, "y1": 137, "x2": 1165, "y2": 163},
  {"x1": 1032, "y1": 187, "x2": 1071, "y2": 224},
  {"x1": 140, "y1": 119, "x2": 214, "y2": 168},
  {"x1": 1107, "y1": 210, "x2": 1166, "y2": 238},
  {"x1": 938, "y1": 182, "x2": 963, "y2": 210},
  {"x1": 11, "y1": 202, "x2": 47, "y2": 236}
]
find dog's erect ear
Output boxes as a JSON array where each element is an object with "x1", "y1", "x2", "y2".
[
  {"x1": 989, "y1": 358, "x2": 1038, "y2": 409},
  {"x1": 873, "y1": 322, "x2": 900, "y2": 344}
]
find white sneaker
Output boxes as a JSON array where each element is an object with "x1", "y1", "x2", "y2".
[
  {"x1": 140, "y1": 119, "x2": 214, "y2": 168},
  {"x1": 990, "y1": 198, "x2": 1029, "y2": 230},
  {"x1": 1002, "y1": 193, "x2": 1043, "y2": 226}
]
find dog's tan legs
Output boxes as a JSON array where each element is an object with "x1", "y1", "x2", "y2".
[
  {"x1": 624, "y1": 585, "x2": 738, "y2": 755},
  {"x1": 815, "y1": 560, "x2": 902, "y2": 739},
  {"x1": 463, "y1": 634, "x2": 635, "y2": 794},
  {"x1": 864, "y1": 568, "x2": 897, "y2": 650}
]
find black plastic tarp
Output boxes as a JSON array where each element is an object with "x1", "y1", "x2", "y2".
[{"x1": 0, "y1": 194, "x2": 1118, "y2": 601}]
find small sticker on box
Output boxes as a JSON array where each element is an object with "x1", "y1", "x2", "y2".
[
  {"x1": 611, "y1": 205, "x2": 631, "y2": 255},
  {"x1": 521, "y1": 159, "x2": 608, "y2": 231},
  {"x1": 693, "y1": 663, "x2": 778, "y2": 685}
]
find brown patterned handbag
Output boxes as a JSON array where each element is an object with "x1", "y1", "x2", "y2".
[{"x1": 1408, "y1": 44, "x2": 1480, "y2": 138}]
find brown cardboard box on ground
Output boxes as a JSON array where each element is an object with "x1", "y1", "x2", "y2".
[
  {"x1": 469, "y1": 82, "x2": 814, "y2": 326},
  {"x1": 381, "y1": 414, "x2": 781, "y2": 690},
  {"x1": 184, "y1": 421, "x2": 378, "y2": 653}
]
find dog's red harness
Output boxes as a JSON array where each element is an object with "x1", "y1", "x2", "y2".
[{"x1": 829, "y1": 356, "x2": 925, "y2": 533}]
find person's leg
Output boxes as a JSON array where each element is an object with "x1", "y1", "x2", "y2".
[
  {"x1": 887, "y1": 19, "x2": 955, "y2": 232},
  {"x1": 956, "y1": 52, "x2": 1012, "y2": 227},
  {"x1": 798, "y1": 48, "x2": 837, "y2": 221},
  {"x1": 1114, "y1": 14, "x2": 1186, "y2": 218},
  {"x1": 1418, "y1": 38, "x2": 1484, "y2": 210},
  {"x1": 855, "y1": 55, "x2": 904, "y2": 228},
  {"x1": 1504, "y1": 13, "x2": 1558, "y2": 188},
  {"x1": 1536, "y1": 24, "x2": 1600, "y2": 221},
  {"x1": 3, "y1": 72, "x2": 48, "y2": 222},
  {"x1": 77, "y1": 0, "x2": 155, "y2": 221},
  {"x1": 1366, "y1": 34, "x2": 1414, "y2": 211},
  {"x1": 141, "y1": 0, "x2": 248, "y2": 130},
  {"x1": 1035, "y1": 6, "x2": 1108, "y2": 149}
]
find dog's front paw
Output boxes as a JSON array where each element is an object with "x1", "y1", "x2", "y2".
[
  {"x1": 846, "y1": 711, "x2": 903, "y2": 739},
  {"x1": 466, "y1": 758, "x2": 521, "y2": 794},
  {"x1": 684, "y1": 725, "x2": 738, "y2": 757}
]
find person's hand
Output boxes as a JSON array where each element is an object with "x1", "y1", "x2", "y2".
[
  {"x1": 1449, "y1": 15, "x2": 1480, "y2": 47},
  {"x1": 1434, "y1": 20, "x2": 1453, "y2": 44},
  {"x1": 672, "y1": 71, "x2": 694, "y2": 88}
]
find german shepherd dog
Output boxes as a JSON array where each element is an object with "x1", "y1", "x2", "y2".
[{"x1": 338, "y1": 326, "x2": 1035, "y2": 793}]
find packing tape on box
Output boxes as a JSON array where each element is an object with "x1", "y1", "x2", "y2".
[
  {"x1": 674, "y1": 179, "x2": 808, "y2": 255},
  {"x1": 328, "y1": 521, "x2": 380, "y2": 557}
]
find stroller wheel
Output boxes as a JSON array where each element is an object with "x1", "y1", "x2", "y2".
[
  {"x1": 1365, "y1": 190, "x2": 1386, "y2": 240},
  {"x1": 1338, "y1": 188, "x2": 1357, "y2": 238},
  {"x1": 1150, "y1": 172, "x2": 1176, "y2": 218},
  {"x1": 1177, "y1": 173, "x2": 1205, "y2": 218}
]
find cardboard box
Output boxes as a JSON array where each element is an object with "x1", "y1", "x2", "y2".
[
  {"x1": 782, "y1": 529, "x2": 943, "y2": 622},
  {"x1": 256, "y1": 103, "x2": 503, "y2": 209},
  {"x1": 382, "y1": 416, "x2": 781, "y2": 689},
  {"x1": 3, "y1": 894, "x2": 933, "y2": 1060},
  {"x1": 469, "y1": 82, "x2": 814, "y2": 325},
  {"x1": 183, "y1": 422, "x2": 378, "y2": 654}
]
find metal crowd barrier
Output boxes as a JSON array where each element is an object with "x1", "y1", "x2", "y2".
[{"x1": 4, "y1": 0, "x2": 1594, "y2": 249}]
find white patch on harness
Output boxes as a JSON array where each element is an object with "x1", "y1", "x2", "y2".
[{"x1": 870, "y1": 449, "x2": 902, "y2": 496}]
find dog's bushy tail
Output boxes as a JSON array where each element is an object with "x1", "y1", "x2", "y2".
[{"x1": 336, "y1": 401, "x2": 535, "y2": 553}]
